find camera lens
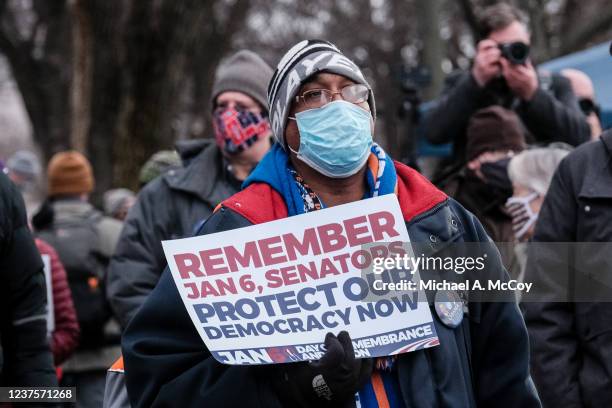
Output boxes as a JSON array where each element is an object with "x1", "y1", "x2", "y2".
[
  {"x1": 499, "y1": 42, "x2": 530, "y2": 64},
  {"x1": 509, "y1": 43, "x2": 529, "y2": 64}
]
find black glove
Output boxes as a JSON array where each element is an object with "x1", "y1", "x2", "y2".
[{"x1": 273, "y1": 331, "x2": 373, "y2": 407}]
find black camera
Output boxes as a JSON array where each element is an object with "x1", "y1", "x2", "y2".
[{"x1": 498, "y1": 42, "x2": 530, "y2": 65}]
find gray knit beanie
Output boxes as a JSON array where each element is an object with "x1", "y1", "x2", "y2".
[
  {"x1": 267, "y1": 40, "x2": 376, "y2": 148},
  {"x1": 7, "y1": 150, "x2": 41, "y2": 181},
  {"x1": 211, "y1": 50, "x2": 274, "y2": 111}
]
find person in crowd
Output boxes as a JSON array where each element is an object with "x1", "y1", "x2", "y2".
[
  {"x1": 424, "y1": 3, "x2": 589, "y2": 169},
  {"x1": 522, "y1": 129, "x2": 612, "y2": 407},
  {"x1": 34, "y1": 238, "x2": 81, "y2": 367},
  {"x1": 561, "y1": 68, "x2": 603, "y2": 139},
  {"x1": 0, "y1": 171, "x2": 57, "y2": 387},
  {"x1": 122, "y1": 40, "x2": 540, "y2": 408},
  {"x1": 506, "y1": 146, "x2": 571, "y2": 243},
  {"x1": 6, "y1": 149, "x2": 42, "y2": 217},
  {"x1": 438, "y1": 105, "x2": 525, "y2": 273},
  {"x1": 138, "y1": 150, "x2": 181, "y2": 188},
  {"x1": 107, "y1": 50, "x2": 274, "y2": 329},
  {"x1": 9, "y1": 153, "x2": 81, "y2": 374},
  {"x1": 103, "y1": 188, "x2": 136, "y2": 221},
  {"x1": 6, "y1": 150, "x2": 40, "y2": 187},
  {"x1": 34, "y1": 151, "x2": 122, "y2": 408},
  {"x1": 505, "y1": 146, "x2": 570, "y2": 285},
  {"x1": 5, "y1": 150, "x2": 40, "y2": 191},
  {"x1": 442, "y1": 106, "x2": 525, "y2": 240}
]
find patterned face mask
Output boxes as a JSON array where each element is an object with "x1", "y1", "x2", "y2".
[
  {"x1": 212, "y1": 107, "x2": 271, "y2": 155},
  {"x1": 505, "y1": 191, "x2": 539, "y2": 241}
]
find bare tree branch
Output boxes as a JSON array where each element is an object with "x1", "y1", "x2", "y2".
[
  {"x1": 560, "y1": 7, "x2": 612, "y2": 55},
  {"x1": 0, "y1": 24, "x2": 16, "y2": 57},
  {"x1": 456, "y1": 0, "x2": 479, "y2": 39},
  {"x1": 222, "y1": 0, "x2": 252, "y2": 38},
  {"x1": 560, "y1": 0, "x2": 580, "y2": 37},
  {"x1": 188, "y1": 0, "x2": 253, "y2": 138},
  {"x1": 0, "y1": 0, "x2": 25, "y2": 55}
]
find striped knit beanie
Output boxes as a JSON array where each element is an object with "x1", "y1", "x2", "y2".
[{"x1": 267, "y1": 40, "x2": 376, "y2": 148}]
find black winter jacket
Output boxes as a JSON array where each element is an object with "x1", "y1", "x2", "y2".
[
  {"x1": 108, "y1": 139, "x2": 240, "y2": 328},
  {"x1": 523, "y1": 131, "x2": 612, "y2": 408},
  {"x1": 122, "y1": 175, "x2": 541, "y2": 408},
  {"x1": 424, "y1": 71, "x2": 590, "y2": 164},
  {"x1": 0, "y1": 172, "x2": 57, "y2": 387}
]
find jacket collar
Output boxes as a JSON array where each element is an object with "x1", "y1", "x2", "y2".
[
  {"x1": 600, "y1": 130, "x2": 612, "y2": 156},
  {"x1": 164, "y1": 139, "x2": 235, "y2": 206},
  {"x1": 394, "y1": 161, "x2": 447, "y2": 223},
  {"x1": 175, "y1": 139, "x2": 213, "y2": 167},
  {"x1": 223, "y1": 161, "x2": 447, "y2": 225}
]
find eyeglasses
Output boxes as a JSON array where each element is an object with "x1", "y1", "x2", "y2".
[
  {"x1": 295, "y1": 84, "x2": 369, "y2": 109},
  {"x1": 214, "y1": 99, "x2": 262, "y2": 114},
  {"x1": 578, "y1": 98, "x2": 600, "y2": 117}
]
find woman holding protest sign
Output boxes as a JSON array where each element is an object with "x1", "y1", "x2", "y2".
[{"x1": 122, "y1": 40, "x2": 541, "y2": 408}]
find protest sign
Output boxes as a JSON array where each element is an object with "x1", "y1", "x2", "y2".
[
  {"x1": 162, "y1": 194, "x2": 439, "y2": 365},
  {"x1": 41, "y1": 254, "x2": 55, "y2": 335}
]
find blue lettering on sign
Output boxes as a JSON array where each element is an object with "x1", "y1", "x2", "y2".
[
  {"x1": 215, "y1": 349, "x2": 273, "y2": 365},
  {"x1": 193, "y1": 282, "x2": 340, "y2": 323}
]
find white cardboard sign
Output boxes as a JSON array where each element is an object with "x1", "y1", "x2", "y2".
[{"x1": 162, "y1": 195, "x2": 438, "y2": 365}]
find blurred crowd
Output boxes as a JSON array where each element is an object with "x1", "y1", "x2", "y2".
[{"x1": 0, "y1": 3, "x2": 610, "y2": 408}]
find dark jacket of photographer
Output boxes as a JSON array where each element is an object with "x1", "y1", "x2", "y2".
[
  {"x1": 523, "y1": 130, "x2": 612, "y2": 408},
  {"x1": 425, "y1": 70, "x2": 590, "y2": 164}
]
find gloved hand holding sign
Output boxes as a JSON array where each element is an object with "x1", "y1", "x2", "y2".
[{"x1": 273, "y1": 331, "x2": 373, "y2": 407}]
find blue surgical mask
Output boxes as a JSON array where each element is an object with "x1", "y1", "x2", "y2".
[{"x1": 289, "y1": 100, "x2": 373, "y2": 178}]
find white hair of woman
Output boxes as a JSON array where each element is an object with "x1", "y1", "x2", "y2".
[
  {"x1": 508, "y1": 146, "x2": 571, "y2": 196},
  {"x1": 506, "y1": 145, "x2": 573, "y2": 295}
]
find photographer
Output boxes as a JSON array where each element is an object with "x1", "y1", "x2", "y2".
[{"x1": 424, "y1": 3, "x2": 590, "y2": 166}]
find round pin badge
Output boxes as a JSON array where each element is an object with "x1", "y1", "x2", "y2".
[{"x1": 434, "y1": 290, "x2": 464, "y2": 328}]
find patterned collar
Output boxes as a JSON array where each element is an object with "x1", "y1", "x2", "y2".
[{"x1": 287, "y1": 167, "x2": 323, "y2": 213}]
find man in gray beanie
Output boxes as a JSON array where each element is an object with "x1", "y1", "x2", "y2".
[
  {"x1": 212, "y1": 50, "x2": 271, "y2": 111},
  {"x1": 107, "y1": 49, "x2": 274, "y2": 328}
]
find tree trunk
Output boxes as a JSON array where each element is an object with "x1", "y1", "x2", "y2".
[
  {"x1": 190, "y1": 0, "x2": 252, "y2": 139},
  {"x1": 113, "y1": 0, "x2": 207, "y2": 190},
  {"x1": 0, "y1": 0, "x2": 73, "y2": 162},
  {"x1": 417, "y1": 0, "x2": 444, "y2": 101},
  {"x1": 70, "y1": 0, "x2": 93, "y2": 153},
  {"x1": 85, "y1": 0, "x2": 125, "y2": 199}
]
